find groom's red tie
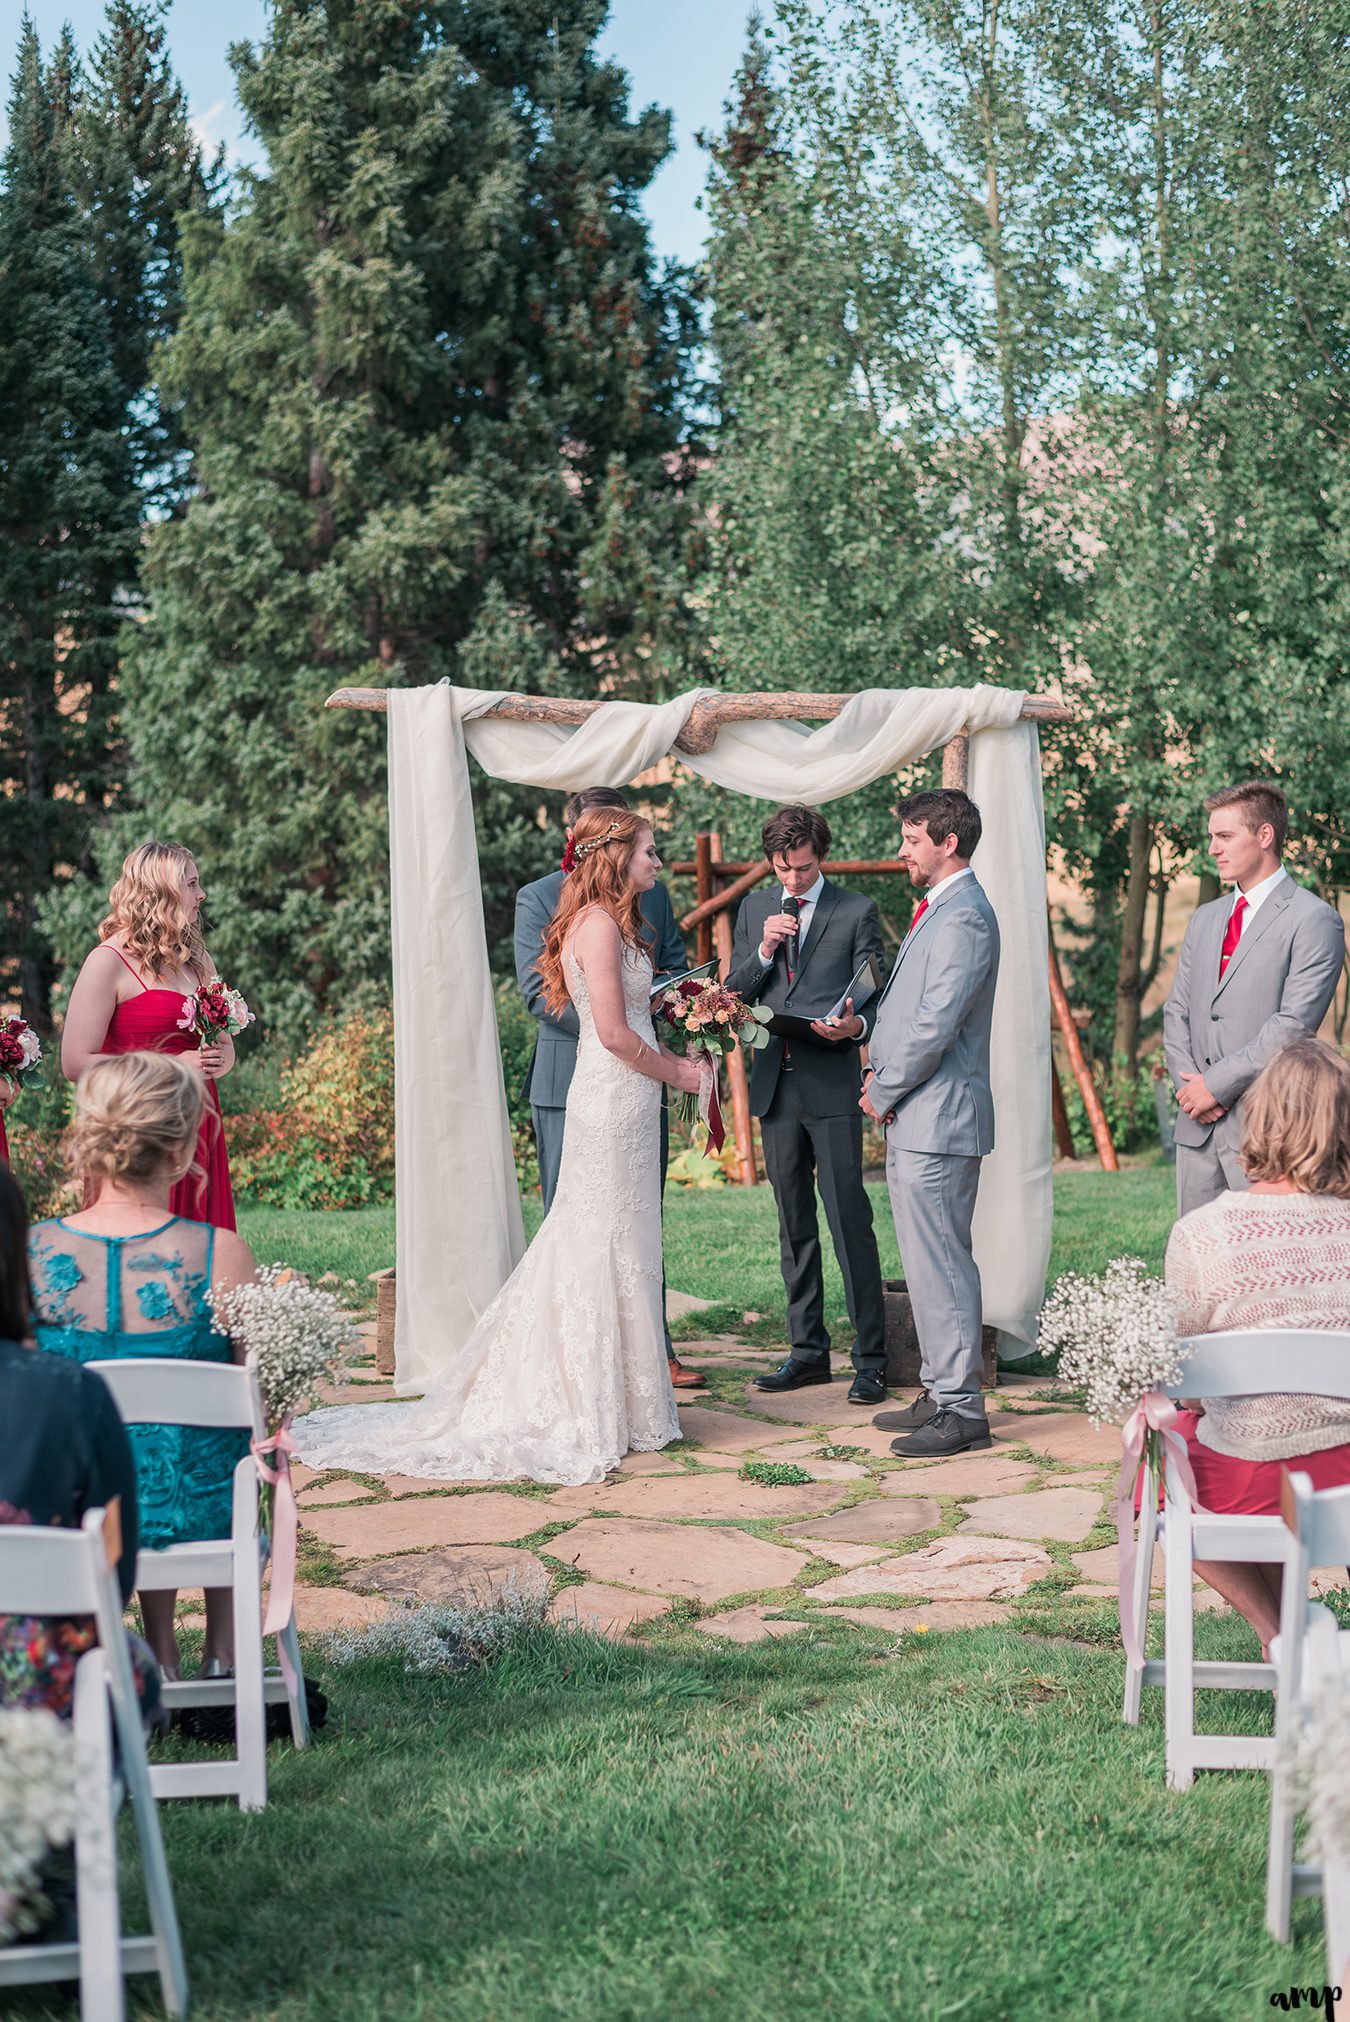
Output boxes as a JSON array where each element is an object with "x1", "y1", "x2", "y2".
[
  {"x1": 1219, "y1": 894, "x2": 1247, "y2": 979},
  {"x1": 907, "y1": 897, "x2": 930, "y2": 937}
]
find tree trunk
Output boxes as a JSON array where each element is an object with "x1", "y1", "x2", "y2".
[{"x1": 1113, "y1": 810, "x2": 1154, "y2": 1063}]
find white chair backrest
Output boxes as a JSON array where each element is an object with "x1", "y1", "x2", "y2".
[
  {"x1": 0, "y1": 1507, "x2": 124, "y2": 1636},
  {"x1": 1171, "y1": 1330, "x2": 1350, "y2": 1401},
  {"x1": 89, "y1": 1356, "x2": 265, "y2": 1440},
  {"x1": 1282, "y1": 1468, "x2": 1350, "y2": 1569}
]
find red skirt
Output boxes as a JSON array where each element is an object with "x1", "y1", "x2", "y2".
[{"x1": 1175, "y1": 1408, "x2": 1350, "y2": 1516}]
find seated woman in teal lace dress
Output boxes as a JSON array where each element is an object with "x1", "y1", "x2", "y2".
[{"x1": 30, "y1": 1052, "x2": 258, "y2": 1678}]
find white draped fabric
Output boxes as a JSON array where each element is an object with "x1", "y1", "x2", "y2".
[{"x1": 387, "y1": 681, "x2": 1052, "y2": 1393}]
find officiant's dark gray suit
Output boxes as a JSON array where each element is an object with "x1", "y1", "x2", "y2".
[
  {"x1": 726, "y1": 880, "x2": 888, "y2": 1376},
  {"x1": 514, "y1": 870, "x2": 687, "y2": 1209},
  {"x1": 1163, "y1": 874, "x2": 1344, "y2": 1217}
]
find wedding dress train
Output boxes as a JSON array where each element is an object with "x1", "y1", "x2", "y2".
[{"x1": 294, "y1": 942, "x2": 680, "y2": 1486}]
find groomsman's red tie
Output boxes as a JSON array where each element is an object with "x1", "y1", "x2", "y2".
[
  {"x1": 907, "y1": 897, "x2": 930, "y2": 937},
  {"x1": 1219, "y1": 894, "x2": 1247, "y2": 978}
]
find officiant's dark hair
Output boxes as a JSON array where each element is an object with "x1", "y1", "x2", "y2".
[
  {"x1": 898, "y1": 789, "x2": 982, "y2": 860},
  {"x1": 762, "y1": 805, "x2": 831, "y2": 864},
  {"x1": 564, "y1": 786, "x2": 628, "y2": 829}
]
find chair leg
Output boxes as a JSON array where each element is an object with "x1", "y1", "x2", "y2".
[
  {"x1": 234, "y1": 1546, "x2": 268, "y2": 1813},
  {"x1": 1164, "y1": 1504, "x2": 1196, "y2": 1790},
  {"x1": 279, "y1": 1610, "x2": 310, "y2": 1748},
  {"x1": 1123, "y1": 1489, "x2": 1158, "y2": 1727},
  {"x1": 73, "y1": 1654, "x2": 126, "y2": 2022},
  {"x1": 1266, "y1": 1632, "x2": 1300, "y2": 1941}
]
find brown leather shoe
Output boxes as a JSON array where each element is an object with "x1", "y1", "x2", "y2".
[{"x1": 668, "y1": 1357, "x2": 706, "y2": 1389}]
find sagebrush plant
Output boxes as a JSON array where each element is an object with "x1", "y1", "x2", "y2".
[
  {"x1": 0, "y1": 1706, "x2": 78, "y2": 1942},
  {"x1": 1036, "y1": 1256, "x2": 1182, "y2": 1424},
  {"x1": 324, "y1": 1587, "x2": 553, "y2": 1675}
]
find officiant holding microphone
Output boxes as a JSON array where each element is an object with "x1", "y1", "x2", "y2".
[{"x1": 726, "y1": 805, "x2": 890, "y2": 1405}]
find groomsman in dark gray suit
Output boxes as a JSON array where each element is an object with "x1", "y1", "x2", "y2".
[
  {"x1": 513, "y1": 786, "x2": 705, "y2": 1388},
  {"x1": 863, "y1": 790, "x2": 1000, "y2": 1459},
  {"x1": 726, "y1": 805, "x2": 890, "y2": 1406},
  {"x1": 1164, "y1": 781, "x2": 1345, "y2": 1217}
]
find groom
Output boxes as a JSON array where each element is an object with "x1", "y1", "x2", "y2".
[
  {"x1": 514, "y1": 785, "x2": 705, "y2": 1389},
  {"x1": 862, "y1": 789, "x2": 999, "y2": 1459}
]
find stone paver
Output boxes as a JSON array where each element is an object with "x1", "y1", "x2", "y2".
[
  {"x1": 560, "y1": 1518, "x2": 807, "y2": 1604},
  {"x1": 379, "y1": 1472, "x2": 495, "y2": 1497},
  {"x1": 348, "y1": 1545, "x2": 551, "y2": 1605},
  {"x1": 616, "y1": 1450, "x2": 686, "y2": 1475},
  {"x1": 783, "y1": 1498, "x2": 942, "y2": 1548},
  {"x1": 306, "y1": 1492, "x2": 546, "y2": 1559},
  {"x1": 295, "y1": 1586, "x2": 391, "y2": 1630},
  {"x1": 739, "y1": 1382, "x2": 904, "y2": 1427},
  {"x1": 810, "y1": 1535, "x2": 1053, "y2": 1603},
  {"x1": 991, "y1": 1410, "x2": 1121, "y2": 1465},
  {"x1": 550, "y1": 1583, "x2": 673, "y2": 1637},
  {"x1": 673, "y1": 1406, "x2": 799, "y2": 1454},
  {"x1": 958, "y1": 1487, "x2": 1103, "y2": 1544},
  {"x1": 695, "y1": 1607, "x2": 809, "y2": 1644},
  {"x1": 813, "y1": 1600, "x2": 1010, "y2": 1633},
  {"x1": 796, "y1": 1541, "x2": 891, "y2": 1569},
  {"x1": 543, "y1": 1472, "x2": 843, "y2": 1523},
  {"x1": 877, "y1": 1456, "x2": 1039, "y2": 1496},
  {"x1": 1072, "y1": 1543, "x2": 1163, "y2": 1590},
  {"x1": 297, "y1": 1478, "x2": 378, "y2": 1507},
  {"x1": 667, "y1": 1290, "x2": 717, "y2": 1319}
]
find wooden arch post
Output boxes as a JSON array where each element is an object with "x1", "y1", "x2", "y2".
[{"x1": 326, "y1": 685, "x2": 1118, "y2": 1174}]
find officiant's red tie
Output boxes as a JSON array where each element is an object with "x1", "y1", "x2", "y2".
[
  {"x1": 907, "y1": 897, "x2": 930, "y2": 937},
  {"x1": 1219, "y1": 895, "x2": 1247, "y2": 979}
]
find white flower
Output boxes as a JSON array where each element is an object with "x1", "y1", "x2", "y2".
[
  {"x1": 18, "y1": 1028, "x2": 40, "y2": 1067},
  {"x1": 1037, "y1": 1256, "x2": 1183, "y2": 1425},
  {"x1": 0, "y1": 1708, "x2": 78, "y2": 1943},
  {"x1": 1285, "y1": 1672, "x2": 1350, "y2": 1868},
  {"x1": 208, "y1": 1265, "x2": 362, "y2": 1425}
]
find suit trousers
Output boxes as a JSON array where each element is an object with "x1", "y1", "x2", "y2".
[
  {"x1": 1175, "y1": 1135, "x2": 1250, "y2": 1219},
  {"x1": 885, "y1": 1141, "x2": 986, "y2": 1419},
  {"x1": 533, "y1": 1097, "x2": 674, "y2": 1357},
  {"x1": 759, "y1": 1070, "x2": 887, "y2": 1373}
]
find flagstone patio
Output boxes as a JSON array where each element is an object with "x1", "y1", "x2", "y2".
[{"x1": 287, "y1": 1323, "x2": 1214, "y2": 1646}]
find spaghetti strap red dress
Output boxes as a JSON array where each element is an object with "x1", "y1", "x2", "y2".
[{"x1": 97, "y1": 950, "x2": 237, "y2": 1231}]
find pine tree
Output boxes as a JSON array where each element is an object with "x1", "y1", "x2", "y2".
[
  {"x1": 119, "y1": 0, "x2": 702, "y2": 1045},
  {"x1": 0, "y1": 25, "x2": 137, "y2": 1025}
]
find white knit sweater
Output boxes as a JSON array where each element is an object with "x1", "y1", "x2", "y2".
[{"x1": 1165, "y1": 1191, "x2": 1350, "y2": 1462}]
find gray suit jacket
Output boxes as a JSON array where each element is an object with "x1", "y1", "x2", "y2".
[
  {"x1": 514, "y1": 870, "x2": 687, "y2": 1110},
  {"x1": 1162, "y1": 876, "x2": 1345, "y2": 1153},
  {"x1": 867, "y1": 872, "x2": 1000, "y2": 1157},
  {"x1": 725, "y1": 881, "x2": 885, "y2": 1120}
]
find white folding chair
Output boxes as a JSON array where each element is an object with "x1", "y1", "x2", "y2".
[
  {"x1": 1265, "y1": 1469, "x2": 1350, "y2": 1949},
  {"x1": 0, "y1": 1506, "x2": 189, "y2": 2020},
  {"x1": 1121, "y1": 1329, "x2": 1350, "y2": 1789},
  {"x1": 91, "y1": 1357, "x2": 309, "y2": 1812}
]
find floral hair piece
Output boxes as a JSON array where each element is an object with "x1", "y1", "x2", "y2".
[
  {"x1": 572, "y1": 820, "x2": 624, "y2": 863},
  {"x1": 560, "y1": 835, "x2": 578, "y2": 874}
]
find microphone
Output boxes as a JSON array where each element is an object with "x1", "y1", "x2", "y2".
[{"x1": 782, "y1": 894, "x2": 801, "y2": 950}]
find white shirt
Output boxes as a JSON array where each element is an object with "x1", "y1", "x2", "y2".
[
  {"x1": 925, "y1": 864, "x2": 974, "y2": 906},
  {"x1": 1227, "y1": 864, "x2": 1287, "y2": 948},
  {"x1": 760, "y1": 872, "x2": 825, "y2": 964}
]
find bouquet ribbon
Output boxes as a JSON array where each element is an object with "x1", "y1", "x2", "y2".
[
  {"x1": 1115, "y1": 1392, "x2": 1203, "y2": 1668},
  {"x1": 698, "y1": 1055, "x2": 725, "y2": 1153},
  {"x1": 251, "y1": 1419, "x2": 299, "y2": 1695}
]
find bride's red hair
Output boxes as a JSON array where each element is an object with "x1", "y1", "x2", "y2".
[{"x1": 539, "y1": 807, "x2": 653, "y2": 1016}]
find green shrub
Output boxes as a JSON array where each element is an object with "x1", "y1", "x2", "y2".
[
  {"x1": 6, "y1": 1072, "x2": 77, "y2": 1220},
  {"x1": 1061, "y1": 1054, "x2": 1161, "y2": 1157}
]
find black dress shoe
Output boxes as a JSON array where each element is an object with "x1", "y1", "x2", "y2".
[
  {"x1": 755, "y1": 1359, "x2": 833, "y2": 1392},
  {"x1": 847, "y1": 1370, "x2": 888, "y2": 1405},
  {"x1": 889, "y1": 1408, "x2": 992, "y2": 1459},
  {"x1": 872, "y1": 1388, "x2": 936, "y2": 1433}
]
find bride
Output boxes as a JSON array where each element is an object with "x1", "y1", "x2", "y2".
[{"x1": 294, "y1": 806, "x2": 705, "y2": 1487}]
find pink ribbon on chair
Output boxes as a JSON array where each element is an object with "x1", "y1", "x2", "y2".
[
  {"x1": 698, "y1": 1055, "x2": 725, "y2": 1154},
  {"x1": 1116, "y1": 1392, "x2": 1204, "y2": 1668},
  {"x1": 251, "y1": 1419, "x2": 299, "y2": 1695}
]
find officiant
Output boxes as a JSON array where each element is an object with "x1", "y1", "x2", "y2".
[
  {"x1": 514, "y1": 785, "x2": 706, "y2": 1390},
  {"x1": 726, "y1": 805, "x2": 889, "y2": 1405}
]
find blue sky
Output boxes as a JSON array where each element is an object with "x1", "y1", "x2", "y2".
[{"x1": 14, "y1": 0, "x2": 756, "y2": 267}]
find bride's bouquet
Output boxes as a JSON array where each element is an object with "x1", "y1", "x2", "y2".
[
  {"x1": 656, "y1": 977, "x2": 772, "y2": 1148},
  {"x1": 0, "y1": 1015, "x2": 42, "y2": 1103},
  {"x1": 178, "y1": 976, "x2": 255, "y2": 1047}
]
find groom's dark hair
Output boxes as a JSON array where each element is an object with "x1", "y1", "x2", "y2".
[
  {"x1": 898, "y1": 789, "x2": 982, "y2": 859},
  {"x1": 563, "y1": 785, "x2": 628, "y2": 828}
]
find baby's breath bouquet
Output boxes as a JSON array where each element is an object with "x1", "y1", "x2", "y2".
[
  {"x1": 0, "y1": 1707, "x2": 78, "y2": 1942},
  {"x1": 1037, "y1": 1256, "x2": 1182, "y2": 1426},
  {"x1": 209, "y1": 1263, "x2": 362, "y2": 1431}
]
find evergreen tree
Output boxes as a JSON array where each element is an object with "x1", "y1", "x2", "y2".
[
  {"x1": 118, "y1": 0, "x2": 703, "y2": 1045},
  {"x1": 0, "y1": 25, "x2": 137, "y2": 1026}
]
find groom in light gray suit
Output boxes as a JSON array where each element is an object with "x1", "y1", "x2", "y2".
[
  {"x1": 862, "y1": 789, "x2": 1000, "y2": 1460},
  {"x1": 1164, "y1": 780, "x2": 1345, "y2": 1218}
]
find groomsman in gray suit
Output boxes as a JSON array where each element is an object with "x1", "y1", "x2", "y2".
[
  {"x1": 1163, "y1": 781, "x2": 1345, "y2": 1218},
  {"x1": 514, "y1": 785, "x2": 705, "y2": 1389},
  {"x1": 862, "y1": 789, "x2": 1000, "y2": 1459}
]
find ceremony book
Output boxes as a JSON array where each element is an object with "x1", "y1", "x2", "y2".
[
  {"x1": 767, "y1": 953, "x2": 887, "y2": 1045},
  {"x1": 650, "y1": 959, "x2": 719, "y2": 1002}
]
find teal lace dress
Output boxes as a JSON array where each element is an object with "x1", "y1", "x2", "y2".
[{"x1": 29, "y1": 1217, "x2": 246, "y2": 1549}]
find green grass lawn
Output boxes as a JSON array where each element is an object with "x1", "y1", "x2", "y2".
[{"x1": 11, "y1": 1609, "x2": 1322, "y2": 2021}]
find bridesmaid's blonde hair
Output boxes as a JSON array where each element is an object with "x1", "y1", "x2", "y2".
[
  {"x1": 99, "y1": 842, "x2": 209, "y2": 983},
  {"x1": 65, "y1": 1053, "x2": 205, "y2": 1192}
]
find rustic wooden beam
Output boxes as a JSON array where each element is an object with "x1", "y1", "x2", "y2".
[
  {"x1": 694, "y1": 833, "x2": 715, "y2": 968},
  {"x1": 326, "y1": 686, "x2": 1071, "y2": 757},
  {"x1": 1047, "y1": 917, "x2": 1119, "y2": 1172},
  {"x1": 707, "y1": 832, "x2": 758, "y2": 1188},
  {"x1": 678, "y1": 860, "x2": 771, "y2": 932},
  {"x1": 674, "y1": 858, "x2": 909, "y2": 880}
]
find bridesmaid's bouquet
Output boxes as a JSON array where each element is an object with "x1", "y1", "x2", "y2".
[
  {"x1": 178, "y1": 976, "x2": 256, "y2": 1046},
  {"x1": 656, "y1": 978, "x2": 772, "y2": 1147},
  {"x1": 0, "y1": 1015, "x2": 42, "y2": 1100}
]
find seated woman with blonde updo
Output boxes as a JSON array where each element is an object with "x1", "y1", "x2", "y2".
[{"x1": 28, "y1": 1053, "x2": 258, "y2": 1679}]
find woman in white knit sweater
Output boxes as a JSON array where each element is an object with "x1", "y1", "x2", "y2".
[{"x1": 1166, "y1": 1036, "x2": 1350, "y2": 1648}]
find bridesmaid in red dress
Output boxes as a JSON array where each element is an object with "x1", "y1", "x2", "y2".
[{"x1": 61, "y1": 843, "x2": 239, "y2": 1229}]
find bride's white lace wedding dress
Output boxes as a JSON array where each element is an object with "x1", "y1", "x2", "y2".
[{"x1": 294, "y1": 939, "x2": 680, "y2": 1486}]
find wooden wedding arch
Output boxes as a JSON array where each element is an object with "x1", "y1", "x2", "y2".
[{"x1": 326, "y1": 684, "x2": 1116, "y2": 1180}]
